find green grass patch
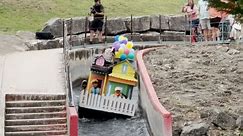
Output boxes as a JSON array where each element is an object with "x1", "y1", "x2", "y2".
[{"x1": 0, "y1": 0, "x2": 187, "y2": 33}]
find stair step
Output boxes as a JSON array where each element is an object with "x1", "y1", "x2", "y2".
[
  {"x1": 5, "y1": 118, "x2": 67, "y2": 126},
  {"x1": 6, "y1": 112, "x2": 66, "y2": 120},
  {"x1": 5, "y1": 124, "x2": 67, "y2": 132},
  {"x1": 6, "y1": 106, "x2": 66, "y2": 114},
  {"x1": 5, "y1": 130, "x2": 67, "y2": 136},
  {"x1": 6, "y1": 100, "x2": 66, "y2": 107},
  {"x1": 6, "y1": 94, "x2": 66, "y2": 101}
]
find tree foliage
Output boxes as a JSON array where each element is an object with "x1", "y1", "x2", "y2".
[{"x1": 208, "y1": 0, "x2": 243, "y2": 21}]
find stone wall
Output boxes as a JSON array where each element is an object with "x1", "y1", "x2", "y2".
[
  {"x1": 25, "y1": 15, "x2": 189, "y2": 51},
  {"x1": 42, "y1": 15, "x2": 188, "y2": 38}
]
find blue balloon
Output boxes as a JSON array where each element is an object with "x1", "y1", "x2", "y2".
[
  {"x1": 114, "y1": 35, "x2": 120, "y2": 42},
  {"x1": 120, "y1": 54, "x2": 127, "y2": 61}
]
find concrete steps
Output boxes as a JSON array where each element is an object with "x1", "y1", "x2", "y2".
[
  {"x1": 5, "y1": 94, "x2": 67, "y2": 136},
  {"x1": 5, "y1": 130, "x2": 68, "y2": 136}
]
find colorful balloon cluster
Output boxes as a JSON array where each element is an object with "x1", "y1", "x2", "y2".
[{"x1": 112, "y1": 35, "x2": 135, "y2": 61}]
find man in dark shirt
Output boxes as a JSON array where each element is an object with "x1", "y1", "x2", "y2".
[{"x1": 90, "y1": 0, "x2": 104, "y2": 44}]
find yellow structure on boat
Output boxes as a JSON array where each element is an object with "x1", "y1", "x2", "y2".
[{"x1": 86, "y1": 56, "x2": 137, "y2": 99}]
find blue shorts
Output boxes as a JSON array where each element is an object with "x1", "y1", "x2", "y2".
[{"x1": 190, "y1": 19, "x2": 199, "y2": 28}]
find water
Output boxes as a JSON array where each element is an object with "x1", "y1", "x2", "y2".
[{"x1": 73, "y1": 87, "x2": 150, "y2": 136}]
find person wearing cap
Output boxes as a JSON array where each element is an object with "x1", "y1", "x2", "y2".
[
  {"x1": 113, "y1": 87, "x2": 122, "y2": 98},
  {"x1": 90, "y1": 79, "x2": 100, "y2": 95}
]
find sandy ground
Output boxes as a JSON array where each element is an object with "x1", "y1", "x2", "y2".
[{"x1": 144, "y1": 45, "x2": 243, "y2": 136}]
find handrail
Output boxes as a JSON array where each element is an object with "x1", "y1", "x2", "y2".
[{"x1": 63, "y1": 19, "x2": 75, "y2": 107}]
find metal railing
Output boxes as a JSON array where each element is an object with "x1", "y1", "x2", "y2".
[
  {"x1": 187, "y1": 18, "x2": 242, "y2": 44},
  {"x1": 63, "y1": 20, "x2": 75, "y2": 107}
]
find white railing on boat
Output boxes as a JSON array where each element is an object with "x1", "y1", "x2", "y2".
[{"x1": 79, "y1": 90, "x2": 137, "y2": 116}]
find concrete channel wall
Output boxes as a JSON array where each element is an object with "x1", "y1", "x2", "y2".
[
  {"x1": 69, "y1": 44, "x2": 173, "y2": 136},
  {"x1": 136, "y1": 48, "x2": 172, "y2": 136}
]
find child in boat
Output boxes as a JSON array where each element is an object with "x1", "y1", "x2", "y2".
[
  {"x1": 90, "y1": 79, "x2": 100, "y2": 95},
  {"x1": 113, "y1": 87, "x2": 122, "y2": 98}
]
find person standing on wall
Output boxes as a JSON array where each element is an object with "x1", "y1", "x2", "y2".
[
  {"x1": 89, "y1": 0, "x2": 104, "y2": 44},
  {"x1": 198, "y1": 0, "x2": 211, "y2": 41}
]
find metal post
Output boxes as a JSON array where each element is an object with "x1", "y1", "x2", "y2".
[
  {"x1": 159, "y1": 15, "x2": 162, "y2": 43},
  {"x1": 63, "y1": 19, "x2": 65, "y2": 54},
  {"x1": 222, "y1": 21, "x2": 224, "y2": 44},
  {"x1": 84, "y1": 17, "x2": 88, "y2": 47},
  {"x1": 105, "y1": 16, "x2": 107, "y2": 46},
  {"x1": 189, "y1": 19, "x2": 192, "y2": 44},
  {"x1": 131, "y1": 14, "x2": 133, "y2": 41},
  {"x1": 69, "y1": 18, "x2": 73, "y2": 49}
]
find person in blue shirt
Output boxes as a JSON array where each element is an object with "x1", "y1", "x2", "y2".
[{"x1": 90, "y1": 79, "x2": 100, "y2": 95}]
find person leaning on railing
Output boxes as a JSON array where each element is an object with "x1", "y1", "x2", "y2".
[
  {"x1": 182, "y1": 0, "x2": 199, "y2": 42},
  {"x1": 209, "y1": 8, "x2": 228, "y2": 41},
  {"x1": 89, "y1": 0, "x2": 104, "y2": 44}
]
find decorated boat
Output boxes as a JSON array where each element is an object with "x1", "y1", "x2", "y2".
[{"x1": 78, "y1": 36, "x2": 138, "y2": 118}]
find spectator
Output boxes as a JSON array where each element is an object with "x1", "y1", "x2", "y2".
[
  {"x1": 89, "y1": 0, "x2": 104, "y2": 44},
  {"x1": 227, "y1": 15, "x2": 242, "y2": 41},
  {"x1": 209, "y1": 8, "x2": 225, "y2": 41},
  {"x1": 182, "y1": 0, "x2": 199, "y2": 42},
  {"x1": 198, "y1": 0, "x2": 211, "y2": 41}
]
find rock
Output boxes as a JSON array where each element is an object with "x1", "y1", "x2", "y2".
[
  {"x1": 162, "y1": 31, "x2": 185, "y2": 41},
  {"x1": 212, "y1": 112, "x2": 237, "y2": 130},
  {"x1": 106, "y1": 18, "x2": 127, "y2": 35},
  {"x1": 236, "y1": 116, "x2": 243, "y2": 130},
  {"x1": 168, "y1": 15, "x2": 187, "y2": 31},
  {"x1": 42, "y1": 18, "x2": 64, "y2": 38},
  {"x1": 150, "y1": 15, "x2": 169, "y2": 30},
  {"x1": 66, "y1": 17, "x2": 88, "y2": 35},
  {"x1": 140, "y1": 32, "x2": 160, "y2": 41},
  {"x1": 181, "y1": 122, "x2": 209, "y2": 136},
  {"x1": 173, "y1": 127, "x2": 182, "y2": 136},
  {"x1": 227, "y1": 49, "x2": 240, "y2": 55},
  {"x1": 16, "y1": 31, "x2": 35, "y2": 41},
  {"x1": 126, "y1": 16, "x2": 150, "y2": 32},
  {"x1": 26, "y1": 38, "x2": 63, "y2": 50}
]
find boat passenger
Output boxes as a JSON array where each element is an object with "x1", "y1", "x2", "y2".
[{"x1": 90, "y1": 79, "x2": 100, "y2": 95}]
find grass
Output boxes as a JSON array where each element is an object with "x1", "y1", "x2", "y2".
[{"x1": 0, "y1": 0, "x2": 187, "y2": 33}]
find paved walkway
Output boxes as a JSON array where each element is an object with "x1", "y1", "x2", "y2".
[{"x1": 0, "y1": 49, "x2": 66, "y2": 135}]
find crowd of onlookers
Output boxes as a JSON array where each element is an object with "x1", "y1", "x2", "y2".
[{"x1": 182, "y1": 0, "x2": 242, "y2": 42}]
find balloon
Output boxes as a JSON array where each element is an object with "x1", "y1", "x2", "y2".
[
  {"x1": 127, "y1": 53, "x2": 135, "y2": 60},
  {"x1": 120, "y1": 54, "x2": 127, "y2": 61},
  {"x1": 118, "y1": 35, "x2": 127, "y2": 41},
  {"x1": 120, "y1": 44, "x2": 125, "y2": 49},
  {"x1": 130, "y1": 49, "x2": 135, "y2": 53},
  {"x1": 114, "y1": 35, "x2": 120, "y2": 41},
  {"x1": 126, "y1": 42, "x2": 134, "y2": 49},
  {"x1": 115, "y1": 52, "x2": 121, "y2": 58},
  {"x1": 112, "y1": 41, "x2": 120, "y2": 51},
  {"x1": 120, "y1": 39, "x2": 128, "y2": 45},
  {"x1": 118, "y1": 47, "x2": 124, "y2": 54},
  {"x1": 124, "y1": 48, "x2": 130, "y2": 55}
]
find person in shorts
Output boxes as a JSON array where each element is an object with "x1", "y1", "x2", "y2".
[
  {"x1": 198, "y1": 0, "x2": 211, "y2": 41},
  {"x1": 89, "y1": 0, "x2": 104, "y2": 44}
]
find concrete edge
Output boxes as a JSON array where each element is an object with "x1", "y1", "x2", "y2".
[
  {"x1": 67, "y1": 107, "x2": 78, "y2": 136},
  {"x1": 136, "y1": 48, "x2": 172, "y2": 135}
]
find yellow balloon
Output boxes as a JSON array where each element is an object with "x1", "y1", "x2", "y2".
[
  {"x1": 115, "y1": 52, "x2": 121, "y2": 58},
  {"x1": 126, "y1": 42, "x2": 133, "y2": 49},
  {"x1": 118, "y1": 48, "x2": 124, "y2": 54}
]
